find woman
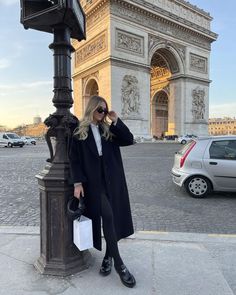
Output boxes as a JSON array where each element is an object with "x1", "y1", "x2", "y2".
[{"x1": 69, "y1": 95, "x2": 136, "y2": 288}]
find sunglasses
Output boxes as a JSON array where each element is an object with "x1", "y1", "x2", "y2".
[{"x1": 96, "y1": 107, "x2": 108, "y2": 115}]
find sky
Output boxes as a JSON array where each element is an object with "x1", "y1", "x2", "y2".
[{"x1": 0, "y1": 0, "x2": 236, "y2": 128}]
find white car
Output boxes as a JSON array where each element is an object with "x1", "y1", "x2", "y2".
[
  {"x1": 172, "y1": 136, "x2": 236, "y2": 198},
  {"x1": 21, "y1": 136, "x2": 36, "y2": 145},
  {"x1": 0, "y1": 132, "x2": 24, "y2": 147},
  {"x1": 178, "y1": 134, "x2": 197, "y2": 144}
]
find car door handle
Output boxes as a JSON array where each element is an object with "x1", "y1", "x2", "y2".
[{"x1": 209, "y1": 162, "x2": 218, "y2": 165}]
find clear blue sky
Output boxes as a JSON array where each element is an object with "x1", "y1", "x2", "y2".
[{"x1": 0, "y1": 0, "x2": 236, "y2": 128}]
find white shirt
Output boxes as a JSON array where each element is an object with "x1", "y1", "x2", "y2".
[{"x1": 90, "y1": 123, "x2": 102, "y2": 156}]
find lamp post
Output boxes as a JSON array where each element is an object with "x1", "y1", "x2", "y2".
[{"x1": 20, "y1": 0, "x2": 90, "y2": 276}]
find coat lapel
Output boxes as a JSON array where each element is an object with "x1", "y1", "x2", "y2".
[
  {"x1": 101, "y1": 131, "x2": 110, "y2": 160},
  {"x1": 85, "y1": 126, "x2": 99, "y2": 157}
]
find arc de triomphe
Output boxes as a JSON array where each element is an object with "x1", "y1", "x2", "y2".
[{"x1": 72, "y1": 0, "x2": 217, "y2": 137}]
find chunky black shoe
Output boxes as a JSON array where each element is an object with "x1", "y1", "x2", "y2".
[
  {"x1": 115, "y1": 264, "x2": 136, "y2": 288},
  {"x1": 99, "y1": 257, "x2": 112, "y2": 276}
]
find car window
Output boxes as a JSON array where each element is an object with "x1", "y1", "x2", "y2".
[
  {"x1": 209, "y1": 140, "x2": 236, "y2": 160},
  {"x1": 6, "y1": 133, "x2": 20, "y2": 139},
  {"x1": 3, "y1": 135, "x2": 8, "y2": 139}
]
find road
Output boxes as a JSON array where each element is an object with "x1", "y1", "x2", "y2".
[{"x1": 0, "y1": 142, "x2": 236, "y2": 234}]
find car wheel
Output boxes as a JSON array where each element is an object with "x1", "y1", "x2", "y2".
[
  {"x1": 20, "y1": 145, "x2": 23, "y2": 148},
  {"x1": 181, "y1": 140, "x2": 187, "y2": 144},
  {"x1": 8, "y1": 143, "x2": 13, "y2": 148},
  {"x1": 185, "y1": 176, "x2": 212, "y2": 198}
]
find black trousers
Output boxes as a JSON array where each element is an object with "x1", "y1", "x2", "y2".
[
  {"x1": 99, "y1": 156, "x2": 123, "y2": 267},
  {"x1": 100, "y1": 192, "x2": 123, "y2": 267}
]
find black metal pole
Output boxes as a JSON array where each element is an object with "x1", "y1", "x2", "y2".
[{"x1": 35, "y1": 24, "x2": 91, "y2": 276}]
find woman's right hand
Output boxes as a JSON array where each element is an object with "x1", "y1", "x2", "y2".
[{"x1": 74, "y1": 184, "x2": 84, "y2": 200}]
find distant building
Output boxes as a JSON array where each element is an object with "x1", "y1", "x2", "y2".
[
  {"x1": 209, "y1": 118, "x2": 236, "y2": 135},
  {"x1": 12, "y1": 122, "x2": 47, "y2": 137},
  {"x1": 33, "y1": 116, "x2": 42, "y2": 125},
  {"x1": 25, "y1": 122, "x2": 47, "y2": 137}
]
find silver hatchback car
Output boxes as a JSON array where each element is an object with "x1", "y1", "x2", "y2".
[{"x1": 172, "y1": 136, "x2": 236, "y2": 198}]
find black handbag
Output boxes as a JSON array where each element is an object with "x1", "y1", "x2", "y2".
[{"x1": 67, "y1": 197, "x2": 85, "y2": 220}]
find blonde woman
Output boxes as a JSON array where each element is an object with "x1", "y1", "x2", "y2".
[{"x1": 69, "y1": 95, "x2": 136, "y2": 288}]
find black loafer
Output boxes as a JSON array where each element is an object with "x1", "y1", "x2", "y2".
[
  {"x1": 115, "y1": 264, "x2": 136, "y2": 288},
  {"x1": 99, "y1": 257, "x2": 112, "y2": 276}
]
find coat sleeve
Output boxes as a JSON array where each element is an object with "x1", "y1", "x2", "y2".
[
  {"x1": 109, "y1": 118, "x2": 134, "y2": 146},
  {"x1": 69, "y1": 136, "x2": 87, "y2": 184}
]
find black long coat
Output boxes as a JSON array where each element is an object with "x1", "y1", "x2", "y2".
[{"x1": 69, "y1": 118, "x2": 134, "y2": 250}]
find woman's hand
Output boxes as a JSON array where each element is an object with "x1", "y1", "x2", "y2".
[
  {"x1": 74, "y1": 184, "x2": 84, "y2": 200},
  {"x1": 107, "y1": 110, "x2": 118, "y2": 123}
]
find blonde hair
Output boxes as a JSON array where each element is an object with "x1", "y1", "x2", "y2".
[{"x1": 74, "y1": 95, "x2": 113, "y2": 141}]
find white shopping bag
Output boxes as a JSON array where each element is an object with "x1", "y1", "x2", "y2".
[{"x1": 73, "y1": 215, "x2": 93, "y2": 251}]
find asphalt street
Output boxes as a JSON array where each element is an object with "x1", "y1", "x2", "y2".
[{"x1": 0, "y1": 142, "x2": 236, "y2": 234}]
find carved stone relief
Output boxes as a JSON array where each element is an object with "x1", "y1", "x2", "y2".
[
  {"x1": 190, "y1": 53, "x2": 207, "y2": 73},
  {"x1": 75, "y1": 31, "x2": 107, "y2": 66},
  {"x1": 111, "y1": 1, "x2": 211, "y2": 50},
  {"x1": 191, "y1": 87, "x2": 206, "y2": 121},
  {"x1": 121, "y1": 75, "x2": 141, "y2": 118},
  {"x1": 116, "y1": 29, "x2": 144, "y2": 56}
]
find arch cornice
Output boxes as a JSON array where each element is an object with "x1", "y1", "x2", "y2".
[
  {"x1": 152, "y1": 86, "x2": 170, "y2": 99},
  {"x1": 151, "y1": 85, "x2": 170, "y2": 101},
  {"x1": 82, "y1": 72, "x2": 99, "y2": 95},
  {"x1": 111, "y1": 0, "x2": 217, "y2": 50}
]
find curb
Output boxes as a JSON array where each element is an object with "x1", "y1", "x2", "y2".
[{"x1": 1, "y1": 226, "x2": 236, "y2": 244}]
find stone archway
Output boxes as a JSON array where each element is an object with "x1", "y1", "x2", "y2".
[
  {"x1": 151, "y1": 91, "x2": 168, "y2": 138},
  {"x1": 150, "y1": 51, "x2": 172, "y2": 137},
  {"x1": 83, "y1": 78, "x2": 99, "y2": 111},
  {"x1": 150, "y1": 45, "x2": 182, "y2": 137}
]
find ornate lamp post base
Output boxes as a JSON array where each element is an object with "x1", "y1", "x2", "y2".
[
  {"x1": 35, "y1": 251, "x2": 91, "y2": 276},
  {"x1": 35, "y1": 163, "x2": 91, "y2": 276}
]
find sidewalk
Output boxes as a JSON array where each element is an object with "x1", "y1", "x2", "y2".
[{"x1": 0, "y1": 226, "x2": 235, "y2": 295}]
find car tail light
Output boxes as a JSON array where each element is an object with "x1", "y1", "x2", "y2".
[{"x1": 180, "y1": 141, "x2": 196, "y2": 168}]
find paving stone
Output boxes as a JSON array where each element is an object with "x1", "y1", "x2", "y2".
[{"x1": 1, "y1": 142, "x2": 236, "y2": 234}]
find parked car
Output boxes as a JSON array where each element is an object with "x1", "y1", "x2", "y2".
[
  {"x1": 21, "y1": 136, "x2": 36, "y2": 145},
  {"x1": 0, "y1": 132, "x2": 24, "y2": 148},
  {"x1": 172, "y1": 136, "x2": 236, "y2": 198},
  {"x1": 164, "y1": 135, "x2": 178, "y2": 141},
  {"x1": 178, "y1": 134, "x2": 197, "y2": 144}
]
